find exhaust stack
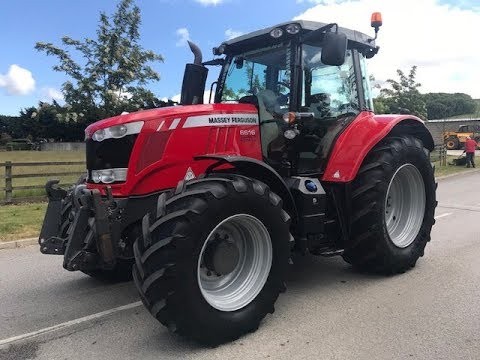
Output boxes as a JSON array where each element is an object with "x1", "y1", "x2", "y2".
[
  {"x1": 188, "y1": 40, "x2": 203, "y2": 65},
  {"x1": 180, "y1": 41, "x2": 208, "y2": 105}
]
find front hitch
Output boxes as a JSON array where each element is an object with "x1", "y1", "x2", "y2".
[
  {"x1": 39, "y1": 179, "x2": 116, "y2": 272},
  {"x1": 39, "y1": 180, "x2": 68, "y2": 254}
]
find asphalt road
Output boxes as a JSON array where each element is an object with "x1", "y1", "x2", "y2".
[{"x1": 1, "y1": 172, "x2": 479, "y2": 360}]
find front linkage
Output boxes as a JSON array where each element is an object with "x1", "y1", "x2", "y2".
[{"x1": 39, "y1": 180, "x2": 118, "y2": 272}]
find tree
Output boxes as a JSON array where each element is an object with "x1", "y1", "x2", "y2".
[
  {"x1": 35, "y1": 0, "x2": 163, "y2": 123},
  {"x1": 424, "y1": 92, "x2": 477, "y2": 119},
  {"x1": 376, "y1": 66, "x2": 427, "y2": 120}
]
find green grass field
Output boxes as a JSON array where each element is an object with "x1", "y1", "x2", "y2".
[
  {"x1": 0, "y1": 150, "x2": 85, "y2": 201},
  {"x1": 433, "y1": 155, "x2": 474, "y2": 177},
  {"x1": 0, "y1": 202, "x2": 47, "y2": 241}
]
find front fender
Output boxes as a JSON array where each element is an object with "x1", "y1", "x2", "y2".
[
  {"x1": 322, "y1": 113, "x2": 434, "y2": 183},
  {"x1": 195, "y1": 155, "x2": 298, "y2": 222}
]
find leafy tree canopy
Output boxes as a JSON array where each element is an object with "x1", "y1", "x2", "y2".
[
  {"x1": 35, "y1": 0, "x2": 164, "y2": 122},
  {"x1": 375, "y1": 66, "x2": 427, "y2": 120}
]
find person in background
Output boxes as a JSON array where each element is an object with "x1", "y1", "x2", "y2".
[{"x1": 463, "y1": 136, "x2": 478, "y2": 168}]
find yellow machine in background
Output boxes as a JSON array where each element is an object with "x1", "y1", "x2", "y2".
[{"x1": 444, "y1": 124, "x2": 480, "y2": 150}]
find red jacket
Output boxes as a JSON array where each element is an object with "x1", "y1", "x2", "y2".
[{"x1": 465, "y1": 139, "x2": 477, "y2": 153}]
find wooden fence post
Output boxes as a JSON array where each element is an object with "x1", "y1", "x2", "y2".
[{"x1": 5, "y1": 161, "x2": 12, "y2": 204}]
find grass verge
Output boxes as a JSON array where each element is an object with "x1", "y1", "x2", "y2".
[
  {"x1": 0, "y1": 202, "x2": 47, "y2": 242},
  {"x1": 433, "y1": 155, "x2": 475, "y2": 178}
]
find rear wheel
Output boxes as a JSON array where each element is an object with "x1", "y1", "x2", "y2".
[
  {"x1": 132, "y1": 175, "x2": 291, "y2": 345},
  {"x1": 445, "y1": 136, "x2": 459, "y2": 150},
  {"x1": 343, "y1": 135, "x2": 437, "y2": 274}
]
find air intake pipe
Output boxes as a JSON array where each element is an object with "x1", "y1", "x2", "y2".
[{"x1": 180, "y1": 41, "x2": 208, "y2": 105}]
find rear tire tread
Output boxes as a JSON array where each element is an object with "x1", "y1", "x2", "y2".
[{"x1": 343, "y1": 135, "x2": 437, "y2": 274}]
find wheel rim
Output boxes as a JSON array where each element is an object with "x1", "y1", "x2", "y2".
[
  {"x1": 384, "y1": 164, "x2": 426, "y2": 248},
  {"x1": 197, "y1": 214, "x2": 272, "y2": 312}
]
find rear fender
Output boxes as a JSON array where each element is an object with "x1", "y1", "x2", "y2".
[
  {"x1": 195, "y1": 155, "x2": 298, "y2": 222},
  {"x1": 322, "y1": 113, "x2": 434, "y2": 183}
]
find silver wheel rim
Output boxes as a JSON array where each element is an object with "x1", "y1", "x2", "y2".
[
  {"x1": 197, "y1": 214, "x2": 272, "y2": 312},
  {"x1": 385, "y1": 164, "x2": 426, "y2": 248}
]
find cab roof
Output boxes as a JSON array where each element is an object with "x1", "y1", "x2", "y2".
[{"x1": 221, "y1": 20, "x2": 376, "y2": 55}]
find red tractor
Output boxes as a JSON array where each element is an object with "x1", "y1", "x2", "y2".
[{"x1": 40, "y1": 15, "x2": 437, "y2": 345}]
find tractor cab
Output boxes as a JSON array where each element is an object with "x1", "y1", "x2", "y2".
[{"x1": 183, "y1": 20, "x2": 380, "y2": 176}]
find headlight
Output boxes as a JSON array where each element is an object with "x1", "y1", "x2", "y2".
[
  {"x1": 92, "y1": 129, "x2": 105, "y2": 141},
  {"x1": 285, "y1": 23, "x2": 301, "y2": 34},
  {"x1": 270, "y1": 28, "x2": 283, "y2": 38},
  {"x1": 92, "y1": 121, "x2": 144, "y2": 142},
  {"x1": 91, "y1": 168, "x2": 128, "y2": 184}
]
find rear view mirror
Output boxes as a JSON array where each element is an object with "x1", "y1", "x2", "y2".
[
  {"x1": 321, "y1": 31, "x2": 347, "y2": 66},
  {"x1": 235, "y1": 56, "x2": 244, "y2": 69}
]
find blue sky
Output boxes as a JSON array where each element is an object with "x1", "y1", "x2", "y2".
[
  {"x1": 0, "y1": 0, "x2": 478, "y2": 116},
  {"x1": 0, "y1": 0, "x2": 315, "y2": 115}
]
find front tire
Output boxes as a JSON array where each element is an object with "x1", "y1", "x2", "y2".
[
  {"x1": 343, "y1": 136, "x2": 437, "y2": 274},
  {"x1": 133, "y1": 176, "x2": 291, "y2": 345}
]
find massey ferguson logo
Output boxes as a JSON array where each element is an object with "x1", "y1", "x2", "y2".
[
  {"x1": 208, "y1": 116, "x2": 257, "y2": 124},
  {"x1": 183, "y1": 113, "x2": 259, "y2": 128}
]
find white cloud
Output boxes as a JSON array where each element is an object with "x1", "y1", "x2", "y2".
[
  {"x1": 0, "y1": 64, "x2": 35, "y2": 95},
  {"x1": 176, "y1": 28, "x2": 191, "y2": 47},
  {"x1": 295, "y1": 0, "x2": 480, "y2": 98},
  {"x1": 195, "y1": 0, "x2": 224, "y2": 6},
  {"x1": 41, "y1": 87, "x2": 64, "y2": 102},
  {"x1": 225, "y1": 29, "x2": 244, "y2": 40}
]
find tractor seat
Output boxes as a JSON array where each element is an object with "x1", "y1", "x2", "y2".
[
  {"x1": 256, "y1": 90, "x2": 281, "y2": 157},
  {"x1": 240, "y1": 90, "x2": 282, "y2": 157},
  {"x1": 308, "y1": 93, "x2": 331, "y2": 119}
]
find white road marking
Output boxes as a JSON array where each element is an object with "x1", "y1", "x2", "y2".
[
  {"x1": 435, "y1": 213, "x2": 453, "y2": 220},
  {"x1": 438, "y1": 204, "x2": 480, "y2": 212},
  {"x1": 0, "y1": 301, "x2": 142, "y2": 347}
]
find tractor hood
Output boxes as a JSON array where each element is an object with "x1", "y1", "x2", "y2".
[
  {"x1": 85, "y1": 103, "x2": 256, "y2": 139},
  {"x1": 85, "y1": 104, "x2": 244, "y2": 139}
]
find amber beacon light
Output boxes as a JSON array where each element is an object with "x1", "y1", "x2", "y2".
[
  {"x1": 370, "y1": 12, "x2": 382, "y2": 40},
  {"x1": 371, "y1": 12, "x2": 382, "y2": 30}
]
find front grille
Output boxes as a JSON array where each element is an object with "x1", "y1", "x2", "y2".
[{"x1": 86, "y1": 135, "x2": 137, "y2": 181}]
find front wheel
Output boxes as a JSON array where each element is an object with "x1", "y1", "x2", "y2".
[
  {"x1": 343, "y1": 135, "x2": 437, "y2": 274},
  {"x1": 132, "y1": 176, "x2": 291, "y2": 345}
]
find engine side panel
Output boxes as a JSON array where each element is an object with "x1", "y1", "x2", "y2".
[
  {"x1": 86, "y1": 104, "x2": 262, "y2": 197},
  {"x1": 322, "y1": 112, "x2": 432, "y2": 183}
]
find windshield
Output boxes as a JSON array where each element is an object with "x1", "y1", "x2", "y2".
[
  {"x1": 220, "y1": 44, "x2": 292, "y2": 109},
  {"x1": 302, "y1": 45, "x2": 359, "y2": 118}
]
